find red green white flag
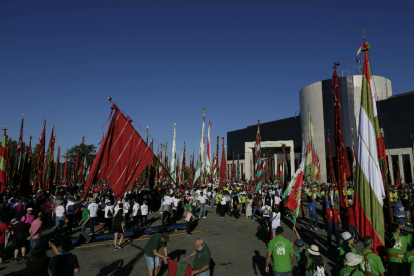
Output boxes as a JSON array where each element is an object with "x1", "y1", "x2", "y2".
[
  {"x1": 284, "y1": 159, "x2": 305, "y2": 224},
  {"x1": 305, "y1": 111, "x2": 319, "y2": 182},
  {"x1": 354, "y1": 40, "x2": 385, "y2": 254}
]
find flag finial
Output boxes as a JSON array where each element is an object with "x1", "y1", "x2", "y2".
[{"x1": 362, "y1": 29, "x2": 367, "y2": 40}]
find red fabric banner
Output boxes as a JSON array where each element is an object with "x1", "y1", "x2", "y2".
[{"x1": 84, "y1": 104, "x2": 154, "y2": 202}]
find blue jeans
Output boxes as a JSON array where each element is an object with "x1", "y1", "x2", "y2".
[
  {"x1": 195, "y1": 269, "x2": 210, "y2": 276},
  {"x1": 28, "y1": 238, "x2": 40, "y2": 257},
  {"x1": 348, "y1": 225, "x2": 360, "y2": 243},
  {"x1": 144, "y1": 254, "x2": 160, "y2": 270},
  {"x1": 199, "y1": 205, "x2": 206, "y2": 217},
  {"x1": 159, "y1": 200, "x2": 164, "y2": 212},
  {"x1": 54, "y1": 217, "x2": 65, "y2": 238},
  {"x1": 310, "y1": 214, "x2": 318, "y2": 228},
  {"x1": 80, "y1": 223, "x2": 89, "y2": 240},
  {"x1": 89, "y1": 217, "x2": 95, "y2": 234},
  {"x1": 274, "y1": 270, "x2": 293, "y2": 276},
  {"x1": 251, "y1": 206, "x2": 263, "y2": 220}
]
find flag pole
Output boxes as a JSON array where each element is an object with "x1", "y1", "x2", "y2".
[{"x1": 344, "y1": 173, "x2": 348, "y2": 207}]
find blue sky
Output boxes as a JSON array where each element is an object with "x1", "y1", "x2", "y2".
[{"x1": 1, "y1": 1, "x2": 412, "y2": 161}]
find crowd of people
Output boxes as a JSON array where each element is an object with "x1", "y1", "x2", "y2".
[{"x1": 0, "y1": 179, "x2": 414, "y2": 275}]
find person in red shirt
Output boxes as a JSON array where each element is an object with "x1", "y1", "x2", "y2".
[
  {"x1": 0, "y1": 218, "x2": 10, "y2": 264},
  {"x1": 346, "y1": 202, "x2": 360, "y2": 245},
  {"x1": 326, "y1": 203, "x2": 342, "y2": 249}
]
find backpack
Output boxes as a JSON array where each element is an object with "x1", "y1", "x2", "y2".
[
  {"x1": 385, "y1": 231, "x2": 395, "y2": 249},
  {"x1": 312, "y1": 265, "x2": 325, "y2": 276}
]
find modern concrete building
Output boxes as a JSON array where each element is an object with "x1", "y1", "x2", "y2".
[{"x1": 227, "y1": 74, "x2": 414, "y2": 185}]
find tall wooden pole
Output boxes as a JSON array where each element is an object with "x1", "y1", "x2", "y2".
[{"x1": 344, "y1": 173, "x2": 349, "y2": 207}]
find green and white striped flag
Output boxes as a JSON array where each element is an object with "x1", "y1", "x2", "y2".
[{"x1": 354, "y1": 40, "x2": 385, "y2": 254}]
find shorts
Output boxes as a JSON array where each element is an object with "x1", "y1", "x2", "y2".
[
  {"x1": 405, "y1": 211, "x2": 410, "y2": 216},
  {"x1": 145, "y1": 254, "x2": 160, "y2": 270}
]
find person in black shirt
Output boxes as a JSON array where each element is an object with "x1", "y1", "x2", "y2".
[{"x1": 48, "y1": 239, "x2": 80, "y2": 276}]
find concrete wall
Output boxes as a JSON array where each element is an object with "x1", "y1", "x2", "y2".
[
  {"x1": 300, "y1": 80, "x2": 327, "y2": 182},
  {"x1": 299, "y1": 75, "x2": 392, "y2": 183}
]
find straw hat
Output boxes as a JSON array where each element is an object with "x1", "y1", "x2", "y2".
[
  {"x1": 308, "y1": 245, "x2": 320, "y2": 256},
  {"x1": 344, "y1": 252, "x2": 362, "y2": 266}
]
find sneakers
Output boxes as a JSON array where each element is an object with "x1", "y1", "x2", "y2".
[
  {"x1": 314, "y1": 228, "x2": 318, "y2": 231},
  {"x1": 187, "y1": 234, "x2": 193, "y2": 236},
  {"x1": 88, "y1": 233, "x2": 93, "y2": 236},
  {"x1": 86, "y1": 237, "x2": 92, "y2": 243},
  {"x1": 203, "y1": 217, "x2": 207, "y2": 219},
  {"x1": 116, "y1": 246, "x2": 122, "y2": 249}
]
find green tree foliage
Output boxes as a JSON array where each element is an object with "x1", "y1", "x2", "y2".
[{"x1": 61, "y1": 143, "x2": 97, "y2": 181}]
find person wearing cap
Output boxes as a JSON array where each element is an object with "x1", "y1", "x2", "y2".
[
  {"x1": 340, "y1": 252, "x2": 364, "y2": 276},
  {"x1": 292, "y1": 226, "x2": 307, "y2": 276},
  {"x1": 10, "y1": 217, "x2": 27, "y2": 261},
  {"x1": 358, "y1": 236, "x2": 385, "y2": 276},
  {"x1": 265, "y1": 226, "x2": 294, "y2": 275},
  {"x1": 339, "y1": 232, "x2": 357, "y2": 268},
  {"x1": 143, "y1": 232, "x2": 169, "y2": 276},
  {"x1": 183, "y1": 238, "x2": 211, "y2": 275},
  {"x1": 305, "y1": 244, "x2": 326, "y2": 276},
  {"x1": 21, "y1": 207, "x2": 35, "y2": 230},
  {"x1": 387, "y1": 223, "x2": 413, "y2": 275}
]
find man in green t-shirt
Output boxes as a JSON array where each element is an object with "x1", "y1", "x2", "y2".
[
  {"x1": 358, "y1": 236, "x2": 385, "y2": 276},
  {"x1": 78, "y1": 205, "x2": 92, "y2": 243},
  {"x1": 144, "y1": 232, "x2": 169, "y2": 276},
  {"x1": 402, "y1": 248, "x2": 414, "y2": 275},
  {"x1": 265, "y1": 226, "x2": 294, "y2": 274},
  {"x1": 340, "y1": 252, "x2": 364, "y2": 276},
  {"x1": 388, "y1": 224, "x2": 413, "y2": 275},
  {"x1": 183, "y1": 238, "x2": 211, "y2": 275}
]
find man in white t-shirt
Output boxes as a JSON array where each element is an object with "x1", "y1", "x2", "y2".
[
  {"x1": 162, "y1": 195, "x2": 173, "y2": 225},
  {"x1": 172, "y1": 195, "x2": 180, "y2": 223},
  {"x1": 54, "y1": 200, "x2": 66, "y2": 238},
  {"x1": 198, "y1": 192, "x2": 210, "y2": 218},
  {"x1": 88, "y1": 198, "x2": 99, "y2": 235},
  {"x1": 65, "y1": 198, "x2": 76, "y2": 235},
  {"x1": 132, "y1": 201, "x2": 140, "y2": 229},
  {"x1": 124, "y1": 198, "x2": 131, "y2": 223}
]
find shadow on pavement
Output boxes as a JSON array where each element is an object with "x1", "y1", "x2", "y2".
[{"x1": 252, "y1": 250, "x2": 272, "y2": 276}]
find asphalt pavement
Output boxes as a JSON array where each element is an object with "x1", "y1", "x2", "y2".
[{"x1": 1, "y1": 200, "x2": 411, "y2": 276}]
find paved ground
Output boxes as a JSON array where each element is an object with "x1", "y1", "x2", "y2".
[{"x1": 1, "y1": 200, "x2": 412, "y2": 276}]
